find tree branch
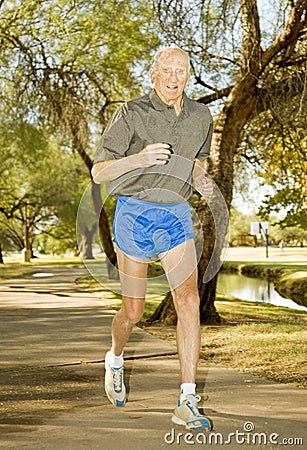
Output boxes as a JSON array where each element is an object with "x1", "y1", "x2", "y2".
[
  {"x1": 0, "y1": 196, "x2": 29, "y2": 219},
  {"x1": 261, "y1": 1, "x2": 307, "y2": 69},
  {"x1": 256, "y1": 70, "x2": 306, "y2": 115},
  {"x1": 194, "y1": 74, "x2": 217, "y2": 92},
  {"x1": 240, "y1": 0, "x2": 262, "y2": 73},
  {"x1": 196, "y1": 85, "x2": 234, "y2": 104}
]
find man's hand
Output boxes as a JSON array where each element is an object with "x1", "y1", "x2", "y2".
[
  {"x1": 91, "y1": 143, "x2": 171, "y2": 183},
  {"x1": 139, "y1": 143, "x2": 171, "y2": 167},
  {"x1": 193, "y1": 158, "x2": 214, "y2": 198},
  {"x1": 193, "y1": 174, "x2": 214, "y2": 198}
]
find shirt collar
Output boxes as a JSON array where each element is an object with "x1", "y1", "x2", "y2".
[{"x1": 149, "y1": 89, "x2": 191, "y2": 116}]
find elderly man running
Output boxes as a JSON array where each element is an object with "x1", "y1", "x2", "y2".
[{"x1": 92, "y1": 46, "x2": 213, "y2": 431}]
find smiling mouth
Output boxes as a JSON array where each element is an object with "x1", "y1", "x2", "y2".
[{"x1": 167, "y1": 86, "x2": 178, "y2": 90}]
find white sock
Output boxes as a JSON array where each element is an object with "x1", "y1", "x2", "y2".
[
  {"x1": 180, "y1": 383, "x2": 196, "y2": 403},
  {"x1": 108, "y1": 349, "x2": 124, "y2": 368}
]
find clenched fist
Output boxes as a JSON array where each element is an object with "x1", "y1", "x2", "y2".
[
  {"x1": 139, "y1": 143, "x2": 172, "y2": 167},
  {"x1": 193, "y1": 174, "x2": 214, "y2": 198}
]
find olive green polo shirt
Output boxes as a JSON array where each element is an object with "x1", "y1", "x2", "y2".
[{"x1": 94, "y1": 89, "x2": 213, "y2": 203}]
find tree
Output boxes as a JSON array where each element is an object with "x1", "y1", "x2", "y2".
[
  {"x1": 227, "y1": 208, "x2": 258, "y2": 246},
  {"x1": 149, "y1": 0, "x2": 307, "y2": 324},
  {"x1": 0, "y1": 118, "x2": 87, "y2": 258},
  {"x1": 0, "y1": 0, "x2": 160, "y2": 271},
  {"x1": 270, "y1": 224, "x2": 307, "y2": 246},
  {"x1": 235, "y1": 34, "x2": 307, "y2": 230},
  {"x1": 256, "y1": 113, "x2": 306, "y2": 229}
]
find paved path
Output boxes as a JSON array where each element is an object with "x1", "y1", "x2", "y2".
[{"x1": 0, "y1": 266, "x2": 306, "y2": 449}]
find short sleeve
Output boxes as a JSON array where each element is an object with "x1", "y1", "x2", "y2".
[
  {"x1": 196, "y1": 118, "x2": 213, "y2": 161},
  {"x1": 93, "y1": 104, "x2": 133, "y2": 164}
]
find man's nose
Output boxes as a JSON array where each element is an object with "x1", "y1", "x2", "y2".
[{"x1": 169, "y1": 70, "x2": 178, "y2": 81}]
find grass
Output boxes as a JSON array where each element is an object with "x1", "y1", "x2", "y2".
[
  {"x1": 145, "y1": 295, "x2": 307, "y2": 388},
  {"x1": 204, "y1": 296, "x2": 307, "y2": 387},
  {"x1": 222, "y1": 261, "x2": 307, "y2": 278},
  {"x1": 201, "y1": 322, "x2": 306, "y2": 386}
]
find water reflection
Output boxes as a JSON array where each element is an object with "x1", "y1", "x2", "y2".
[{"x1": 217, "y1": 272, "x2": 307, "y2": 312}]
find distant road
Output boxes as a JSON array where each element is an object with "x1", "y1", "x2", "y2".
[{"x1": 224, "y1": 246, "x2": 307, "y2": 263}]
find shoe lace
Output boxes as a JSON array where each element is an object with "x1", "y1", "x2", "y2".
[
  {"x1": 186, "y1": 394, "x2": 202, "y2": 416},
  {"x1": 112, "y1": 367, "x2": 123, "y2": 391}
]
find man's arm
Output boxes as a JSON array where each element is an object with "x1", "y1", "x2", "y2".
[
  {"x1": 92, "y1": 143, "x2": 171, "y2": 184},
  {"x1": 192, "y1": 158, "x2": 214, "y2": 197}
]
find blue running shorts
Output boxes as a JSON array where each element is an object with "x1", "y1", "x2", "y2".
[{"x1": 112, "y1": 196, "x2": 195, "y2": 259}]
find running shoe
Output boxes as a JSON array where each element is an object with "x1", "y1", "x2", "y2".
[
  {"x1": 172, "y1": 394, "x2": 212, "y2": 431},
  {"x1": 104, "y1": 351, "x2": 126, "y2": 407}
]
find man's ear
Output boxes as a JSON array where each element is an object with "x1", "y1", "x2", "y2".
[
  {"x1": 150, "y1": 69, "x2": 155, "y2": 84},
  {"x1": 186, "y1": 72, "x2": 191, "y2": 86}
]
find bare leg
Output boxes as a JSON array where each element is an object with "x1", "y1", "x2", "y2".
[
  {"x1": 160, "y1": 239, "x2": 200, "y2": 383},
  {"x1": 111, "y1": 245, "x2": 149, "y2": 356}
]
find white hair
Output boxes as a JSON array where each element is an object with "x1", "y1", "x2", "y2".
[{"x1": 151, "y1": 47, "x2": 190, "y2": 71}]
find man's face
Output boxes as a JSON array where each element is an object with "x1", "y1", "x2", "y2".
[{"x1": 150, "y1": 50, "x2": 190, "y2": 105}]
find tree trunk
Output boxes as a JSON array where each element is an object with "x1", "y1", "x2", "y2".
[
  {"x1": 22, "y1": 212, "x2": 32, "y2": 262},
  {"x1": 149, "y1": 74, "x2": 258, "y2": 325},
  {"x1": 198, "y1": 275, "x2": 220, "y2": 323},
  {"x1": 23, "y1": 220, "x2": 31, "y2": 252},
  {"x1": 64, "y1": 106, "x2": 118, "y2": 277},
  {"x1": 147, "y1": 291, "x2": 177, "y2": 325},
  {"x1": 80, "y1": 225, "x2": 97, "y2": 259},
  {"x1": 91, "y1": 181, "x2": 118, "y2": 278},
  {"x1": 195, "y1": 75, "x2": 258, "y2": 322},
  {"x1": 0, "y1": 244, "x2": 4, "y2": 264}
]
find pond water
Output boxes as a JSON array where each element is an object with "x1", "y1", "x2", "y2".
[{"x1": 217, "y1": 272, "x2": 307, "y2": 312}]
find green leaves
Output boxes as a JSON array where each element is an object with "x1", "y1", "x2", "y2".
[
  {"x1": 0, "y1": 0, "x2": 160, "y2": 252},
  {"x1": 0, "y1": 118, "x2": 88, "y2": 250}
]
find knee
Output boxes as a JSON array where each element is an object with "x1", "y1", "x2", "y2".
[
  {"x1": 173, "y1": 290, "x2": 200, "y2": 317},
  {"x1": 121, "y1": 298, "x2": 145, "y2": 324}
]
